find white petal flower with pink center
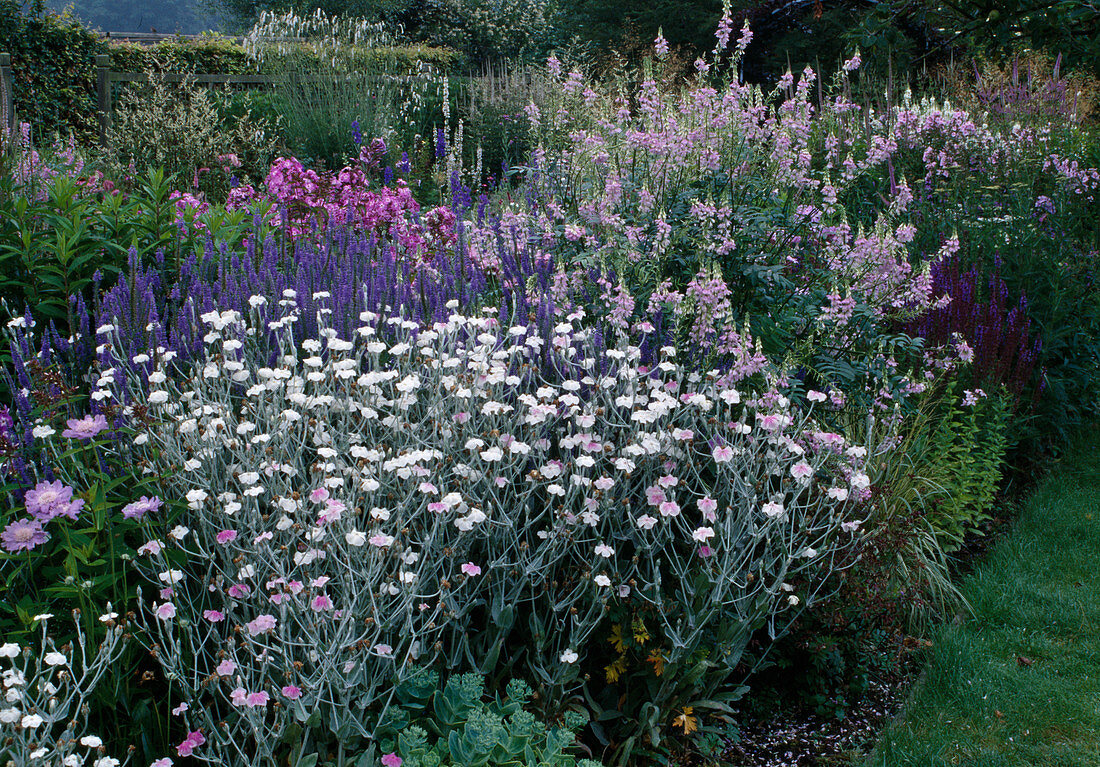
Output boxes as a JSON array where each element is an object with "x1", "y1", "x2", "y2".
[
  {"x1": 692, "y1": 526, "x2": 714, "y2": 543},
  {"x1": 636, "y1": 514, "x2": 658, "y2": 530}
]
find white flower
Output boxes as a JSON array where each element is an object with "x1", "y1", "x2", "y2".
[
  {"x1": 147, "y1": 390, "x2": 169, "y2": 405},
  {"x1": 30, "y1": 748, "x2": 47, "y2": 759},
  {"x1": 787, "y1": 595, "x2": 800, "y2": 606},
  {"x1": 185, "y1": 489, "x2": 208, "y2": 509},
  {"x1": 80, "y1": 735, "x2": 104, "y2": 747},
  {"x1": 158, "y1": 570, "x2": 183, "y2": 585},
  {"x1": 21, "y1": 713, "x2": 43, "y2": 729},
  {"x1": 593, "y1": 574, "x2": 611, "y2": 587},
  {"x1": 168, "y1": 526, "x2": 190, "y2": 540},
  {"x1": 32, "y1": 425, "x2": 56, "y2": 439},
  {"x1": 560, "y1": 649, "x2": 579, "y2": 664},
  {"x1": 636, "y1": 514, "x2": 657, "y2": 530},
  {"x1": 762, "y1": 501, "x2": 785, "y2": 519},
  {"x1": 93, "y1": 758, "x2": 121, "y2": 767},
  {"x1": 345, "y1": 530, "x2": 366, "y2": 547},
  {"x1": 801, "y1": 547, "x2": 818, "y2": 559},
  {"x1": 691, "y1": 526, "x2": 714, "y2": 543},
  {"x1": 43, "y1": 652, "x2": 66, "y2": 666},
  {"x1": 594, "y1": 543, "x2": 614, "y2": 558},
  {"x1": 0, "y1": 644, "x2": 18, "y2": 658},
  {"x1": 98, "y1": 611, "x2": 119, "y2": 624},
  {"x1": 0, "y1": 707, "x2": 20, "y2": 723}
]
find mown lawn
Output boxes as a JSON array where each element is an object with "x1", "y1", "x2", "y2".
[{"x1": 864, "y1": 429, "x2": 1100, "y2": 767}]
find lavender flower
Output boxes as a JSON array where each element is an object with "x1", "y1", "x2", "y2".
[
  {"x1": 24, "y1": 480, "x2": 77, "y2": 521},
  {"x1": 121, "y1": 496, "x2": 163, "y2": 520},
  {"x1": 61, "y1": 414, "x2": 108, "y2": 440},
  {"x1": 1, "y1": 517, "x2": 49, "y2": 552}
]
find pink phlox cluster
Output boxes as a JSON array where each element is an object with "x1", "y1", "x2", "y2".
[{"x1": 169, "y1": 191, "x2": 210, "y2": 233}]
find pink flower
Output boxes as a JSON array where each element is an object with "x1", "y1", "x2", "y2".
[
  {"x1": 176, "y1": 728, "x2": 205, "y2": 756},
  {"x1": 246, "y1": 614, "x2": 277, "y2": 636},
  {"x1": 311, "y1": 594, "x2": 334, "y2": 612},
  {"x1": 698, "y1": 496, "x2": 718, "y2": 514},
  {"x1": 155, "y1": 603, "x2": 176, "y2": 620},
  {"x1": 461, "y1": 562, "x2": 481, "y2": 576},
  {"x1": 697, "y1": 545, "x2": 714, "y2": 558},
  {"x1": 228, "y1": 584, "x2": 251, "y2": 598},
  {"x1": 152, "y1": 758, "x2": 174, "y2": 766},
  {"x1": 203, "y1": 610, "x2": 225, "y2": 622},
  {"x1": 216, "y1": 529, "x2": 238, "y2": 544},
  {"x1": 246, "y1": 691, "x2": 270, "y2": 708},
  {"x1": 712, "y1": 445, "x2": 733, "y2": 463},
  {"x1": 281, "y1": 685, "x2": 302, "y2": 699},
  {"x1": 645, "y1": 486, "x2": 666, "y2": 506},
  {"x1": 658, "y1": 500, "x2": 680, "y2": 518},
  {"x1": 636, "y1": 514, "x2": 657, "y2": 530},
  {"x1": 381, "y1": 754, "x2": 403, "y2": 767},
  {"x1": 171, "y1": 702, "x2": 188, "y2": 716},
  {"x1": 309, "y1": 487, "x2": 329, "y2": 503},
  {"x1": 230, "y1": 687, "x2": 248, "y2": 706},
  {"x1": 138, "y1": 539, "x2": 163, "y2": 556},
  {"x1": 216, "y1": 659, "x2": 236, "y2": 676}
]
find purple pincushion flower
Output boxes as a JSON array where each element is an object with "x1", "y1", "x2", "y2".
[
  {"x1": 24, "y1": 480, "x2": 78, "y2": 521},
  {"x1": 2, "y1": 518, "x2": 49, "y2": 552},
  {"x1": 61, "y1": 414, "x2": 109, "y2": 440},
  {"x1": 121, "y1": 495, "x2": 163, "y2": 520}
]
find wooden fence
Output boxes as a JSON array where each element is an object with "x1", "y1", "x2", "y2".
[
  {"x1": 94, "y1": 54, "x2": 281, "y2": 145},
  {"x1": 0, "y1": 53, "x2": 12, "y2": 134}
]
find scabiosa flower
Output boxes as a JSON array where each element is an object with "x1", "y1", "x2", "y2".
[
  {"x1": 121, "y1": 496, "x2": 162, "y2": 520},
  {"x1": 61, "y1": 414, "x2": 108, "y2": 440},
  {"x1": 1, "y1": 518, "x2": 49, "y2": 552},
  {"x1": 24, "y1": 480, "x2": 75, "y2": 520}
]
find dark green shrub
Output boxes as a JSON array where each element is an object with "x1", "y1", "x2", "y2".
[{"x1": 0, "y1": 0, "x2": 105, "y2": 141}]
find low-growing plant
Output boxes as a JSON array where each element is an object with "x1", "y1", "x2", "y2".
[{"x1": 374, "y1": 671, "x2": 603, "y2": 767}]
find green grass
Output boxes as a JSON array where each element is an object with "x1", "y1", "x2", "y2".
[{"x1": 864, "y1": 430, "x2": 1100, "y2": 767}]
